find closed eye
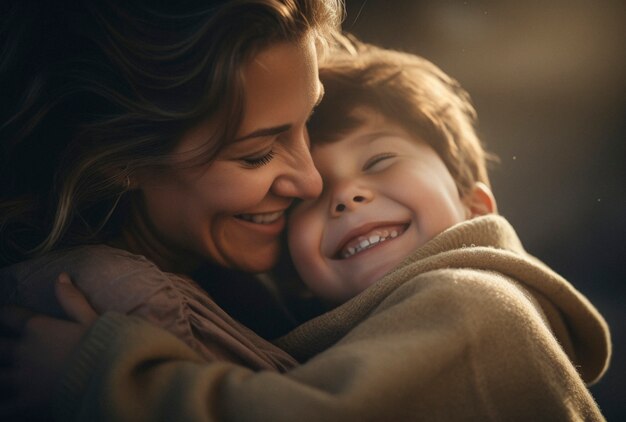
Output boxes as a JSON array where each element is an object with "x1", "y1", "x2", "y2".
[
  {"x1": 363, "y1": 152, "x2": 396, "y2": 171},
  {"x1": 241, "y1": 150, "x2": 275, "y2": 168}
]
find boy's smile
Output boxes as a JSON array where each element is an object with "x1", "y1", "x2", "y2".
[
  {"x1": 333, "y1": 221, "x2": 409, "y2": 259},
  {"x1": 288, "y1": 108, "x2": 472, "y2": 304}
]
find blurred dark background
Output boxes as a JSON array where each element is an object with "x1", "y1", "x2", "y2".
[{"x1": 343, "y1": 0, "x2": 625, "y2": 418}]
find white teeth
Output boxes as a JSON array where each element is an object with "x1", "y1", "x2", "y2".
[
  {"x1": 238, "y1": 211, "x2": 283, "y2": 224},
  {"x1": 340, "y1": 228, "x2": 404, "y2": 259}
]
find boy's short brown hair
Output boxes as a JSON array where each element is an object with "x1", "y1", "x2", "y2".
[{"x1": 308, "y1": 41, "x2": 495, "y2": 197}]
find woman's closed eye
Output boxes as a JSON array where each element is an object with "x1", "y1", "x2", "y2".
[
  {"x1": 241, "y1": 150, "x2": 276, "y2": 168},
  {"x1": 363, "y1": 152, "x2": 396, "y2": 171}
]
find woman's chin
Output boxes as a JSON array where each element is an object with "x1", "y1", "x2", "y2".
[{"x1": 225, "y1": 243, "x2": 281, "y2": 273}]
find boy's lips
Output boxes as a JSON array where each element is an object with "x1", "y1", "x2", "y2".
[{"x1": 332, "y1": 221, "x2": 410, "y2": 259}]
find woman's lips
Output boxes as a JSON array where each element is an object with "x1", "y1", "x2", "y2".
[
  {"x1": 333, "y1": 222, "x2": 410, "y2": 259},
  {"x1": 235, "y1": 210, "x2": 284, "y2": 224},
  {"x1": 234, "y1": 210, "x2": 287, "y2": 236}
]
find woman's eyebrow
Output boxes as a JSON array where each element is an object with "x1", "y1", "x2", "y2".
[
  {"x1": 233, "y1": 124, "x2": 292, "y2": 142},
  {"x1": 235, "y1": 85, "x2": 323, "y2": 143}
]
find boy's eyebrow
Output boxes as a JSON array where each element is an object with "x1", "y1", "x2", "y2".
[{"x1": 356, "y1": 130, "x2": 399, "y2": 144}]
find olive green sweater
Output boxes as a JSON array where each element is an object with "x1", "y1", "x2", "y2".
[{"x1": 54, "y1": 215, "x2": 611, "y2": 421}]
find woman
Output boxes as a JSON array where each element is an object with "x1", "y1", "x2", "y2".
[
  {"x1": 1, "y1": 0, "x2": 340, "y2": 333},
  {"x1": 1, "y1": 1, "x2": 608, "y2": 421},
  {"x1": 1, "y1": 0, "x2": 339, "y2": 417}
]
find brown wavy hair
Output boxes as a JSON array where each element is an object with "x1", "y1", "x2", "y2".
[
  {"x1": 0, "y1": 0, "x2": 344, "y2": 265},
  {"x1": 307, "y1": 40, "x2": 497, "y2": 198}
]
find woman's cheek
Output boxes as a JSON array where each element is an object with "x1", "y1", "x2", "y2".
[{"x1": 199, "y1": 169, "x2": 272, "y2": 213}]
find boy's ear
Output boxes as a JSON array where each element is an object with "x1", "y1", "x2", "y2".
[{"x1": 462, "y1": 182, "x2": 497, "y2": 218}]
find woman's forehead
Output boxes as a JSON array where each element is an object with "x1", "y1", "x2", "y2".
[{"x1": 235, "y1": 39, "x2": 320, "y2": 136}]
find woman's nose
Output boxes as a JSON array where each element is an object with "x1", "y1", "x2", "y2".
[
  {"x1": 270, "y1": 136, "x2": 322, "y2": 200},
  {"x1": 330, "y1": 183, "x2": 373, "y2": 217},
  {"x1": 294, "y1": 159, "x2": 323, "y2": 200}
]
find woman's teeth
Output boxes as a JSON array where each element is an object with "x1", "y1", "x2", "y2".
[
  {"x1": 341, "y1": 229, "x2": 400, "y2": 259},
  {"x1": 237, "y1": 211, "x2": 283, "y2": 224}
]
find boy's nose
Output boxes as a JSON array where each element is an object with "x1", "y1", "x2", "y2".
[
  {"x1": 334, "y1": 195, "x2": 366, "y2": 212},
  {"x1": 330, "y1": 187, "x2": 373, "y2": 217}
]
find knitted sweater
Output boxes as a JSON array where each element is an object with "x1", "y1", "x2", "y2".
[
  {"x1": 49, "y1": 215, "x2": 611, "y2": 420},
  {"x1": 1, "y1": 245, "x2": 296, "y2": 371}
]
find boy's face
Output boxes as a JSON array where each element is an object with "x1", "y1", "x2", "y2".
[{"x1": 288, "y1": 109, "x2": 470, "y2": 304}]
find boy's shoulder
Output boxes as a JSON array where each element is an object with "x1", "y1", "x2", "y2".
[{"x1": 281, "y1": 215, "x2": 610, "y2": 385}]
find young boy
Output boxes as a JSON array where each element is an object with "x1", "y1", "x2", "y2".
[
  {"x1": 289, "y1": 104, "x2": 494, "y2": 305},
  {"x1": 286, "y1": 42, "x2": 498, "y2": 305},
  {"x1": 273, "y1": 42, "x2": 610, "y2": 419}
]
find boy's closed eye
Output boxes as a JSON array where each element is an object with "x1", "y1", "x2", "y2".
[{"x1": 363, "y1": 152, "x2": 396, "y2": 171}]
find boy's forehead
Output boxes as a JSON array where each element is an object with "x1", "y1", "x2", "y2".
[
  {"x1": 310, "y1": 106, "x2": 388, "y2": 149},
  {"x1": 349, "y1": 106, "x2": 387, "y2": 126},
  {"x1": 339, "y1": 107, "x2": 410, "y2": 142},
  {"x1": 311, "y1": 107, "x2": 409, "y2": 151}
]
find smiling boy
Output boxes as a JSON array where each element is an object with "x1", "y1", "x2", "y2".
[
  {"x1": 274, "y1": 42, "x2": 610, "y2": 419},
  {"x1": 289, "y1": 107, "x2": 494, "y2": 303},
  {"x1": 288, "y1": 42, "x2": 496, "y2": 305}
]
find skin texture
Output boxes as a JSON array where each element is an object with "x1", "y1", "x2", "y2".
[
  {"x1": 288, "y1": 108, "x2": 494, "y2": 304},
  {"x1": 133, "y1": 36, "x2": 324, "y2": 274}
]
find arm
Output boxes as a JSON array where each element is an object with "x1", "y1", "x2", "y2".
[
  {"x1": 0, "y1": 274, "x2": 96, "y2": 421},
  {"x1": 48, "y1": 269, "x2": 604, "y2": 421},
  {"x1": 2, "y1": 246, "x2": 294, "y2": 369}
]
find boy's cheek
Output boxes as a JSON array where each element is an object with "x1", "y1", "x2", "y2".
[{"x1": 288, "y1": 214, "x2": 325, "y2": 263}]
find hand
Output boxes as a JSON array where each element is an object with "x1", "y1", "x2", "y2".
[{"x1": 0, "y1": 273, "x2": 98, "y2": 420}]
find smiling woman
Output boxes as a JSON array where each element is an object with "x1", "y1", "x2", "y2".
[
  {"x1": 0, "y1": 0, "x2": 341, "y2": 418},
  {"x1": 129, "y1": 37, "x2": 323, "y2": 274},
  {"x1": 0, "y1": 0, "x2": 341, "y2": 303},
  {"x1": 0, "y1": 1, "x2": 338, "y2": 343}
]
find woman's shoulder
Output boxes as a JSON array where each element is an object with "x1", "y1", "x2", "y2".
[
  {"x1": 2, "y1": 244, "x2": 162, "y2": 283},
  {"x1": 0, "y1": 244, "x2": 174, "y2": 314}
]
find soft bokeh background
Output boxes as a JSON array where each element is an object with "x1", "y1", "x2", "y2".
[{"x1": 343, "y1": 0, "x2": 625, "y2": 418}]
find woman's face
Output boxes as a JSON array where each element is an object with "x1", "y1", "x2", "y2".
[{"x1": 136, "y1": 36, "x2": 323, "y2": 273}]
